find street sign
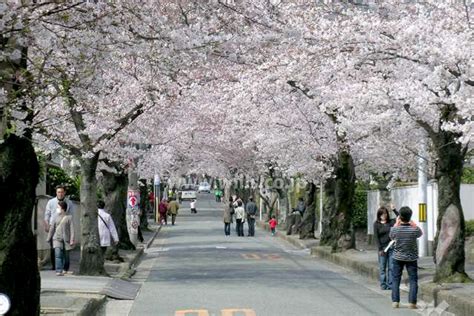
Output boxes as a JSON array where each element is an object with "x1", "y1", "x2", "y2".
[
  {"x1": 419, "y1": 203, "x2": 427, "y2": 222},
  {"x1": 128, "y1": 190, "x2": 140, "y2": 208},
  {"x1": 154, "y1": 174, "x2": 161, "y2": 186}
]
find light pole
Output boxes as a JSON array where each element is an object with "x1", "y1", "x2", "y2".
[
  {"x1": 319, "y1": 180, "x2": 323, "y2": 235},
  {"x1": 154, "y1": 174, "x2": 161, "y2": 223},
  {"x1": 418, "y1": 138, "x2": 429, "y2": 257}
]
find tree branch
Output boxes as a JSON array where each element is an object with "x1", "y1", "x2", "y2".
[
  {"x1": 402, "y1": 103, "x2": 437, "y2": 140},
  {"x1": 95, "y1": 103, "x2": 145, "y2": 145}
]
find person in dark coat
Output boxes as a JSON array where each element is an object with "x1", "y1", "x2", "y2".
[
  {"x1": 223, "y1": 197, "x2": 233, "y2": 236},
  {"x1": 373, "y1": 205, "x2": 399, "y2": 290},
  {"x1": 245, "y1": 197, "x2": 258, "y2": 236}
]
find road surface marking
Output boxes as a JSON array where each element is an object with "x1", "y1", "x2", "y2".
[
  {"x1": 241, "y1": 253, "x2": 261, "y2": 260},
  {"x1": 241, "y1": 253, "x2": 281, "y2": 260},
  {"x1": 175, "y1": 310, "x2": 209, "y2": 316},
  {"x1": 221, "y1": 308, "x2": 257, "y2": 316}
]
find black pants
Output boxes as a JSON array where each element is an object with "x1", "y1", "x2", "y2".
[
  {"x1": 236, "y1": 219, "x2": 244, "y2": 236},
  {"x1": 50, "y1": 239, "x2": 56, "y2": 270},
  {"x1": 171, "y1": 214, "x2": 177, "y2": 225},
  {"x1": 224, "y1": 223, "x2": 231, "y2": 236},
  {"x1": 247, "y1": 217, "x2": 255, "y2": 236},
  {"x1": 138, "y1": 225, "x2": 144, "y2": 242}
]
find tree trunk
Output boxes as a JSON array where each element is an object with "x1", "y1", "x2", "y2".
[
  {"x1": 79, "y1": 154, "x2": 106, "y2": 275},
  {"x1": 101, "y1": 169, "x2": 135, "y2": 257},
  {"x1": 320, "y1": 177, "x2": 336, "y2": 245},
  {"x1": 433, "y1": 130, "x2": 470, "y2": 283},
  {"x1": 0, "y1": 135, "x2": 40, "y2": 316},
  {"x1": 299, "y1": 182, "x2": 317, "y2": 239},
  {"x1": 126, "y1": 167, "x2": 139, "y2": 246},
  {"x1": 320, "y1": 150, "x2": 356, "y2": 252}
]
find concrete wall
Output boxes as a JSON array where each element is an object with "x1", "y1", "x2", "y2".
[
  {"x1": 35, "y1": 195, "x2": 81, "y2": 251},
  {"x1": 367, "y1": 183, "x2": 474, "y2": 243}
]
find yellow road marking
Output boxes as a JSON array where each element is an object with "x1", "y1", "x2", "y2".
[
  {"x1": 221, "y1": 308, "x2": 257, "y2": 316},
  {"x1": 241, "y1": 253, "x2": 261, "y2": 260},
  {"x1": 241, "y1": 253, "x2": 281, "y2": 260},
  {"x1": 264, "y1": 254, "x2": 281, "y2": 260}
]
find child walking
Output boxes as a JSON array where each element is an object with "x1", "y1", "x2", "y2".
[
  {"x1": 190, "y1": 199, "x2": 197, "y2": 214},
  {"x1": 269, "y1": 215, "x2": 277, "y2": 236},
  {"x1": 47, "y1": 200, "x2": 75, "y2": 276}
]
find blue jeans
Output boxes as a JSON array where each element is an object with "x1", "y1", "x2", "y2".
[
  {"x1": 236, "y1": 219, "x2": 244, "y2": 236},
  {"x1": 378, "y1": 249, "x2": 393, "y2": 289},
  {"x1": 54, "y1": 246, "x2": 70, "y2": 273},
  {"x1": 224, "y1": 223, "x2": 231, "y2": 236},
  {"x1": 392, "y1": 259, "x2": 418, "y2": 304}
]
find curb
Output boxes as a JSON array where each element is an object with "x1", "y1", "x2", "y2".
[
  {"x1": 78, "y1": 295, "x2": 107, "y2": 316},
  {"x1": 256, "y1": 220, "x2": 316, "y2": 250},
  {"x1": 419, "y1": 282, "x2": 474, "y2": 316},
  {"x1": 310, "y1": 246, "x2": 474, "y2": 316},
  {"x1": 310, "y1": 246, "x2": 380, "y2": 282},
  {"x1": 145, "y1": 225, "x2": 162, "y2": 249},
  {"x1": 117, "y1": 225, "x2": 162, "y2": 279}
]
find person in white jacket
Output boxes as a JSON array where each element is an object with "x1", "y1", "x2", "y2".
[
  {"x1": 97, "y1": 200, "x2": 119, "y2": 255},
  {"x1": 234, "y1": 200, "x2": 246, "y2": 237}
]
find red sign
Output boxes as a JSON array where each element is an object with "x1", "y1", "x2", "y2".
[
  {"x1": 129, "y1": 196, "x2": 137, "y2": 208},
  {"x1": 128, "y1": 190, "x2": 139, "y2": 208}
]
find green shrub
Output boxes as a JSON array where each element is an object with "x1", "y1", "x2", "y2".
[
  {"x1": 466, "y1": 220, "x2": 474, "y2": 237},
  {"x1": 46, "y1": 166, "x2": 80, "y2": 201},
  {"x1": 462, "y1": 167, "x2": 474, "y2": 184},
  {"x1": 352, "y1": 183, "x2": 368, "y2": 229}
]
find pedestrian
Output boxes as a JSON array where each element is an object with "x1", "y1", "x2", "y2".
[
  {"x1": 44, "y1": 185, "x2": 74, "y2": 271},
  {"x1": 373, "y1": 205, "x2": 399, "y2": 290},
  {"x1": 223, "y1": 197, "x2": 233, "y2": 236},
  {"x1": 234, "y1": 200, "x2": 246, "y2": 237},
  {"x1": 296, "y1": 197, "x2": 306, "y2": 216},
  {"x1": 46, "y1": 200, "x2": 75, "y2": 276},
  {"x1": 390, "y1": 206, "x2": 423, "y2": 309},
  {"x1": 269, "y1": 215, "x2": 277, "y2": 236},
  {"x1": 97, "y1": 200, "x2": 119, "y2": 257},
  {"x1": 137, "y1": 211, "x2": 144, "y2": 243},
  {"x1": 158, "y1": 198, "x2": 168, "y2": 225},
  {"x1": 190, "y1": 199, "x2": 197, "y2": 214},
  {"x1": 167, "y1": 197, "x2": 180, "y2": 225},
  {"x1": 215, "y1": 189, "x2": 223, "y2": 202},
  {"x1": 245, "y1": 197, "x2": 258, "y2": 237}
]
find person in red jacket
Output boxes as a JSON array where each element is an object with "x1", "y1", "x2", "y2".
[
  {"x1": 158, "y1": 198, "x2": 168, "y2": 225},
  {"x1": 269, "y1": 215, "x2": 277, "y2": 236}
]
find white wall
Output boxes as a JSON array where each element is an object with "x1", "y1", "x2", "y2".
[
  {"x1": 367, "y1": 183, "x2": 474, "y2": 242},
  {"x1": 461, "y1": 184, "x2": 474, "y2": 221}
]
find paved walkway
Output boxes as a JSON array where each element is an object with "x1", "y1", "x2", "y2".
[{"x1": 40, "y1": 224, "x2": 159, "y2": 315}]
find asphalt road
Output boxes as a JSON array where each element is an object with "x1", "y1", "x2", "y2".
[{"x1": 128, "y1": 193, "x2": 417, "y2": 316}]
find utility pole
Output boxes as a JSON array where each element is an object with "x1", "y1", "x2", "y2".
[
  {"x1": 319, "y1": 180, "x2": 323, "y2": 234},
  {"x1": 418, "y1": 139, "x2": 429, "y2": 257},
  {"x1": 154, "y1": 174, "x2": 161, "y2": 223}
]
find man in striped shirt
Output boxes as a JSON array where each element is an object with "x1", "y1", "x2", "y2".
[{"x1": 389, "y1": 206, "x2": 423, "y2": 309}]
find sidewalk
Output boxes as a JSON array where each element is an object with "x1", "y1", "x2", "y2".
[
  {"x1": 257, "y1": 220, "x2": 474, "y2": 316},
  {"x1": 40, "y1": 223, "x2": 161, "y2": 315}
]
